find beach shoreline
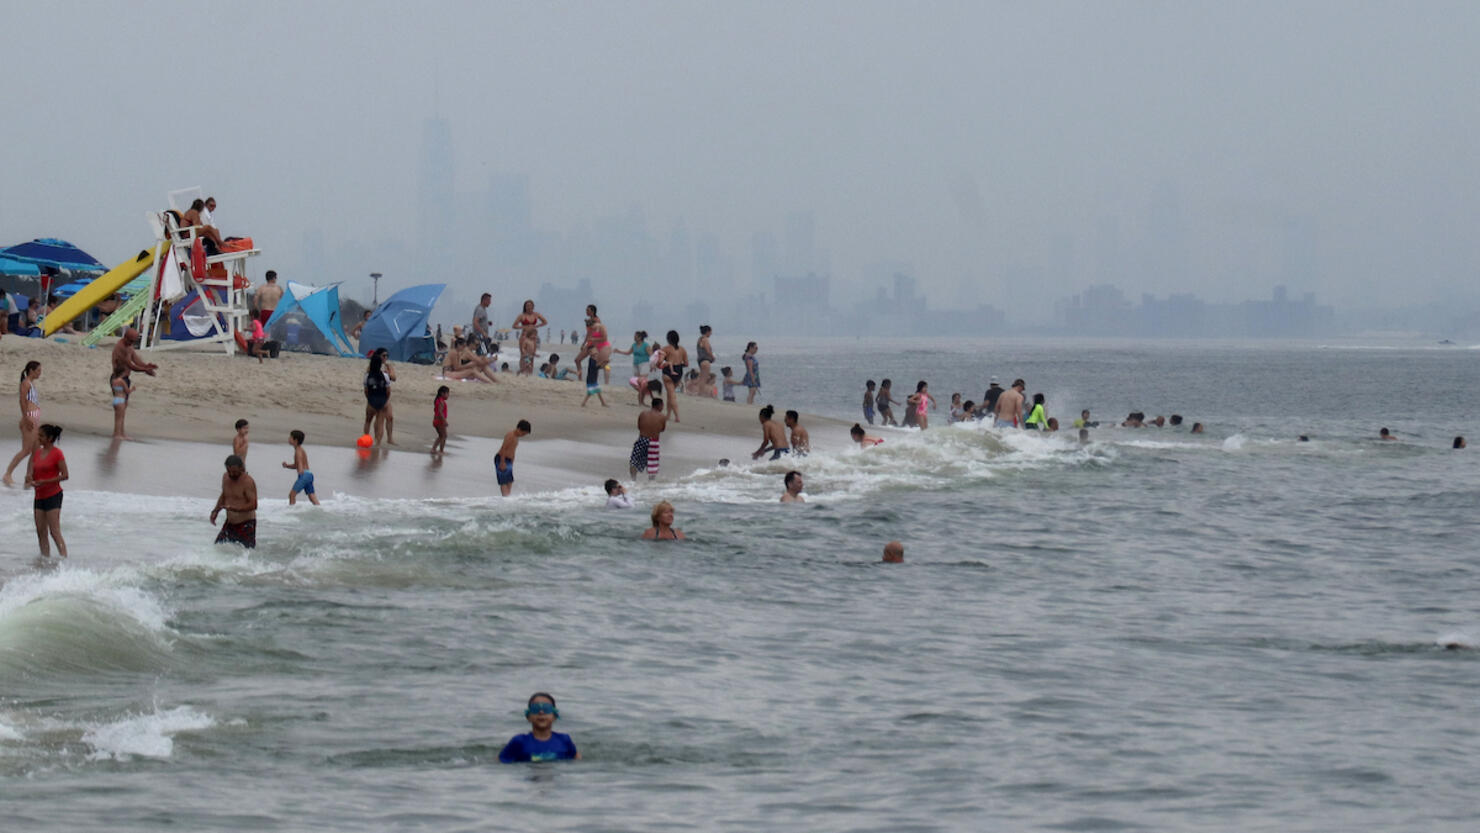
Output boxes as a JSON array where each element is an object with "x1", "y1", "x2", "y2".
[{"x1": 0, "y1": 337, "x2": 846, "y2": 498}]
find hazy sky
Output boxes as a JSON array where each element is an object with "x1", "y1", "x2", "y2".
[{"x1": 3, "y1": 0, "x2": 1477, "y2": 318}]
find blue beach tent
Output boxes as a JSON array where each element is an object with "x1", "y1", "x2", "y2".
[
  {"x1": 262, "y1": 281, "x2": 357, "y2": 357},
  {"x1": 358, "y1": 283, "x2": 444, "y2": 363}
]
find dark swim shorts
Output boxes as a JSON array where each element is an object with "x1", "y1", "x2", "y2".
[
  {"x1": 216, "y1": 519, "x2": 257, "y2": 549},
  {"x1": 495, "y1": 454, "x2": 514, "y2": 486}
]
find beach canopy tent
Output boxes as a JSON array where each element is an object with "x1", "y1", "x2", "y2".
[
  {"x1": 163, "y1": 290, "x2": 226, "y2": 341},
  {"x1": 0, "y1": 239, "x2": 105, "y2": 273},
  {"x1": 262, "y1": 280, "x2": 357, "y2": 357},
  {"x1": 0, "y1": 255, "x2": 41, "y2": 276},
  {"x1": 358, "y1": 283, "x2": 444, "y2": 363}
]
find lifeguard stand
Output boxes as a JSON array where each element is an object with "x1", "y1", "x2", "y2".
[{"x1": 142, "y1": 187, "x2": 260, "y2": 353}]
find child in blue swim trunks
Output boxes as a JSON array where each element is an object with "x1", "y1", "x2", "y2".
[
  {"x1": 494, "y1": 420, "x2": 531, "y2": 496},
  {"x1": 282, "y1": 429, "x2": 320, "y2": 506},
  {"x1": 498, "y1": 692, "x2": 580, "y2": 763}
]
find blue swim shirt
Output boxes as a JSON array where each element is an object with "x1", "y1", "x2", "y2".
[{"x1": 498, "y1": 731, "x2": 578, "y2": 763}]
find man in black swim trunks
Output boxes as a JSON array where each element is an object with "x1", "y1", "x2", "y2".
[{"x1": 211, "y1": 455, "x2": 258, "y2": 548}]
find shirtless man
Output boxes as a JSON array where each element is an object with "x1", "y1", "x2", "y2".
[
  {"x1": 784, "y1": 410, "x2": 810, "y2": 456},
  {"x1": 630, "y1": 398, "x2": 667, "y2": 480},
  {"x1": 211, "y1": 454, "x2": 258, "y2": 548},
  {"x1": 882, "y1": 541, "x2": 904, "y2": 563},
  {"x1": 994, "y1": 379, "x2": 1025, "y2": 429},
  {"x1": 255, "y1": 271, "x2": 284, "y2": 326},
  {"x1": 111, "y1": 328, "x2": 157, "y2": 438},
  {"x1": 781, "y1": 470, "x2": 805, "y2": 503},
  {"x1": 751, "y1": 405, "x2": 790, "y2": 460},
  {"x1": 494, "y1": 419, "x2": 531, "y2": 496}
]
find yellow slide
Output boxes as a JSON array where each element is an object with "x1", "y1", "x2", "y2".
[{"x1": 42, "y1": 246, "x2": 158, "y2": 337}]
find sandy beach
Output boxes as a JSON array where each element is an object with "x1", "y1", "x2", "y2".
[{"x1": 0, "y1": 337, "x2": 844, "y2": 498}]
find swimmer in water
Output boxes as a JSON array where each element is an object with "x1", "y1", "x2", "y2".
[
  {"x1": 882, "y1": 540, "x2": 904, "y2": 563},
  {"x1": 1379, "y1": 427, "x2": 1395, "y2": 441},
  {"x1": 1455, "y1": 436, "x2": 1467, "y2": 449},
  {"x1": 1190, "y1": 422, "x2": 1204, "y2": 434},
  {"x1": 641, "y1": 500, "x2": 685, "y2": 540},
  {"x1": 781, "y1": 470, "x2": 804, "y2": 503},
  {"x1": 850, "y1": 423, "x2": 883, "y2": 447},
  {"x1": 497, "y1": 692, "x2": 580, "y2": 763}
]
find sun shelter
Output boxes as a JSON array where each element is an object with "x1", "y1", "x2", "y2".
[
  {"x1": 0, "y1": 255, "x2": 41, "y2": 277},
  {"x1": 358, "y1": 283, "x2": 444, "y2": 362},
  {"x1": 262, "y1": 280, "x2": 357, "y2": 357},
  {"x1": 0, "y1": 239, "x2": 105, "y2": 273}
]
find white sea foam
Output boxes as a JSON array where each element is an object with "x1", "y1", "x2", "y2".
[
  {"x1": 81, "y1": 706, "x2": 215, "y2": 761},
  {"x1": 1436, "y1": 631, "x2": 1473, "y2": 649},
  {"x1": 0, "y1": 568, "x2": 171, "y2": 634}
]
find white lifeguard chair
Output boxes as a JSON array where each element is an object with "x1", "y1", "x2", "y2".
[{"x1": 140, "y1": 187, "x2": 261, "y2": 354}]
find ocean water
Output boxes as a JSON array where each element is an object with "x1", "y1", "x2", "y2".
[{"x1": 2, "y1": 338, "x2": 1477, "y2": 831}]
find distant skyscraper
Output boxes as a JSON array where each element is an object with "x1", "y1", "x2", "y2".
[
  {"x1": 750, "y1": 231, "x2": 779, "y2": 291},
  {"x1": 784, "y1": 210, "x2": 817, "y2": 275}
]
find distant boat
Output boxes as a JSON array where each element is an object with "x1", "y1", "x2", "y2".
[{"x1": 1438, "y1": 339, "x2": 1456, "y2": 345}]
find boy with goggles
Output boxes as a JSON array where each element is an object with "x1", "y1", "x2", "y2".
[{"x1": 498, "y1": 692, "x2": 580, "y2": 763}]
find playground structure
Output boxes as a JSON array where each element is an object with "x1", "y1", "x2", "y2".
[{"x1": 61, "y1": 187, "x2": 260, "y2": 353}]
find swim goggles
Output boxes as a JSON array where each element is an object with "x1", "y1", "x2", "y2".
[{"x1": 525, "y1": 703, "x2": 559, "y2": 717}]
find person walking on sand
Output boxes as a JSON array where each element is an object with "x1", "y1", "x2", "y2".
[
  {"x1": 3, "y1": 361, "x2": 43, "y2": 486},
  {"x1": 282, "y1": 430, "x2": 321, "y2": 506},
  {"x1": 576, "y1": 305, "x2": 612, "y2": 406},
  {"x1": 25, "y1": 423, "x2": 68, "y2": 559},
  {"x1": 513, "y1": 299, "x2": 548, "y2": 375},
  {"x1": 630, "y1": 398, "x2": 667, "y2": 480},
  {"x1": 741, "y1": 341, "x2": 761, "y2": 404},
  {"x1": 495, "y1": 420, "x2": 531, "y2": 497},
  {"x1": 471, "y1": 292, "x2": 494, "y2": 355},
  {"x1": 255, "y1": 271, "x2": 284, "y2": 326},
  {"x1": 110, "y1": 328, "x2": 158, "y2": 439},
  {"x1": 211, "y1": 455, "x2": 258, "y2": 549},
  {"x1": 432, "y1": 386, "x2": 450, "y2": 455},
  {"x1": 659, "y1": 330, "x2": 688, "y2": 423},
  {"x1": 363, "y1": 349, "x2": 396, "y2": 446}
]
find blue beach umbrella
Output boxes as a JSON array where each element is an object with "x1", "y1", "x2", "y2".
[
  {"x1": 0, "y1": 255, "x2": 41, "y2": 276},
  {"x1": 358, "y1": 283, "x2": 445, "y2": 362},
  {"x1": 0, "y1": 238, "x2": 106, "y2": 272}
]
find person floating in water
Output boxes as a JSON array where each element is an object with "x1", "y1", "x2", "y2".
[
  {"x1": 882, "y1": 540, "x2": 904, "y2": 563},
  {"x1": 1454, "y1": 436, "x2": 1467, "y2": 449},
  {"x1": 497, "y1": 692, "x2": 580, "y2": 763},
  {"x1": 604, "y1": 479, "x2": 633, "y2": 508},
  {"x1": 1379, "y1": 427, "x2": 1396, "y2": 441},
  {"x1": 642, "y1": 501, "x2": 685, "y2": 540},
  {"x1": 781, "y1": 470, "x2": 805, "y2": 503}
]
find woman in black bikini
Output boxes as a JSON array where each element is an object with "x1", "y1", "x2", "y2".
[
  {"x1": 640, "y1": 500, "x2": 685, "y2": 540},
  {"x1": 660, "y1": 330, "x2": 687, "y2": 424}
]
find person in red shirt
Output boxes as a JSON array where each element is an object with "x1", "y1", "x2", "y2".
[
  {"x1": 25, "y1": 423, "x2": 68, "y2": 559},
  {"x1": 431, "y1": 385, "x2": 449, "y2": 455}
]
